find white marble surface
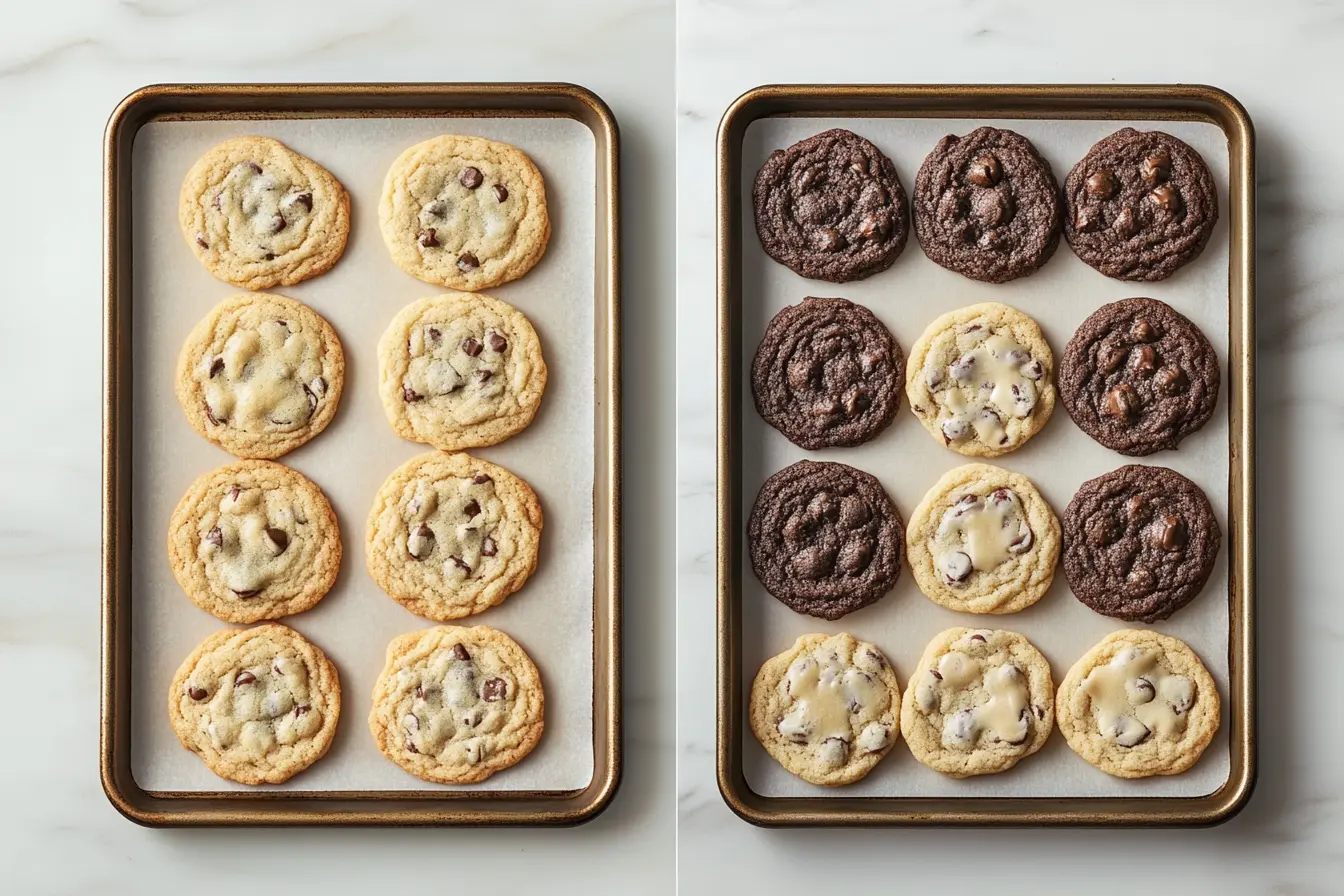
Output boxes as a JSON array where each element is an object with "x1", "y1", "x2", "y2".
[
  {"x1": 0, "y1": 1, "x2": 674, "y2": 893},
  {"x1": 677, "y1": 1, "x2": 1342, "y2": 892}
]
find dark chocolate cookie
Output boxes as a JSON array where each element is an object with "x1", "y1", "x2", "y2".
[
  {"x1": 1064, "y1": 128, "x2": 1218, "y2": 281},
  {"x1": 1063, "y1": 465, "x2": 1220, "y2": 622},
  {"x1": 751, "y1": 297, "x2": 904, "y2": 449},
  {"x1": 912, "y1": 127, "x2": 1061, "y2": 283},
  {"x1": 752, "y1": 129, "x2": 909, "y2": 283},
  {"x1": 748, "y1": 460, "x2": 903, "y2": 619},
  {"x1": 1059, "y1": 297, "x2": 1219, "y2": 456}
]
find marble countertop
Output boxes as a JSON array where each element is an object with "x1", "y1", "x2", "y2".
[
  {"x1": 676, "y1": 1, "x2": 1341, "y2": 892},
  {"x1": 0, "y1": 1, "x2": 673, "y2": 893}
]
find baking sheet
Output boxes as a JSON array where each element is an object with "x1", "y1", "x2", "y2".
[
  {"x1": 739, "y1": 117, "x2": 1230, "y2": 799},
  {"x1": 130, "y1": 116, "x2": 595, "y2": 793}
]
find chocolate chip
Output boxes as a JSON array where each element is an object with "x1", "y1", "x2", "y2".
[
  {"x1": 462, "y1": 337, "x2": 483, "y2": 357},
  {"x1": 944, "y1": 551, "x2": 973, "y2": 583},
  {"x1": 1157, "y1": 513, "x2": 1188, "y2": 551},
  {"x1": 1156, "y1": 366, "x2": 1189, "y2": 395},
  {"x1": 460, "y1": 167, "x2": 483, "y2": 189},
  {"x1": 970, "y1": 634, "x2": 987, "y2": 643},
  {"x1": 263, "y1": 252, "x2": 276, "y2": 261},
  {"x1": 188, "y1": 686, "x2": 208, "y2": 701},
  {"x1": 473, "y1": 473, "x2": 492, "y2": 485},
  {"x1": 1103, "y1": 385, "x2": 1140, "y2": 421},
  {"x1": 290, "y1": 191, "x2": 313, "y2": 211},
  {"x1": 457, "y1": 252, "x2": 479, "y2": 272},
  {"x1": 1034, "y1": 705, "x2": 1046, "y2": 720},
  {"x1": 477, "y1": 370, "x2": 493, "y2": 383},
  {"x1": 205, "y1": 526, "x2": 223, "y2": 547},
  {"x1": 1141, "y1": 151, "x2": 1171, "y2": 186},
  {"x1": 930, "y1": 669, "x2": 943, "y2": 681},
  {"x1": 212, "y1": 193, "x2": 222, "y2": 211},
  {"x1": 418, "y1": 228, "x2": 439, "y2": 248},
  {"x1": 426, "y1": 327, "x2": 441, "y2": 344},
  {"x1": 492, "y1": 184, "x2": 508, "y2": 202},
  {"x1": 1148, "y1": 184, "x2": 1182, "y2": 213},
  {"x1": 209, "y1": 357, "x2": 224, "y2": 378},
  {"x1": 482, "y1": 677, "x2": 507, "y2": 701},
  {"x1": 1113, "y1": 206, "x2": 1139, "y2": 239},
  {"x1": 227, "y1": 486, "x2": 241, "y2": 502},
  {"x1": 403, "y1": 385, "x2": 423, "y2": 403},
  {"x1": 245, "y1": 162, "x2": 263, "y2": 174},
  {"x1": 405, "y1": 739, "x2": 419, "y2": 754},
  {"x1": 233, "y1": 589, "x2": 261, "y2": 598},
  {"x1": 195, "y1": 233, "x2": 209, "y2": 249},
  {"x1": 967, "y1": 154, "x2": 1002, "y2": 187},
  {"x1": 1099, "y1": 345, "x2": 1127, "y2": 374},
  {"x1": 265, "y1": 527, "x2": 289, "y2": 553},
  {"x1": 408, "y1": 523, "x2": 434, "y2": 559},
  {"x1": 1126, "y1": 494, "x2": 1148, "y2": 520},
  {"x1": 234, "y1": 671, "x2": 256, "y2": 687},
  {"x1": 414, "y1": 685, "x2": 425, "y2": 699},
  {"x1": 451, "y1": 643, "x2": 470, "y2": 661},
  {"x1": 1075, "y1": 207, "x2": 1101, "y2": 233},
  {"x1": 295, "y1": 704, "x2": 310, "y2": 716},
  {"x1": 463, "y1": 500, "x2": 480, "y2": 518},
  {"x1": 204, "y1": 404, "x2": 224, "y2": 426},
  {"x1": 450, "y1": 556, "x2": 471, "y2": 572},
  {"x1": 815, "y1": 228, "x2": 845, "y2": 252},
  {"x1": 481, "y1": 536, "x2": 497, "y2": 557},
  {"x1": 269, "y1": 215, "x2": 286, "y2": 234},
  {"x1": 1085, "y1": 169, "x2": 1117, "y2": 199},
  {"x1": 1131, "y1": 345, "x2": 1157, "y2": 375},
  {"x1": 487, "y1": 332, "x2": 507, "y2": 353}
]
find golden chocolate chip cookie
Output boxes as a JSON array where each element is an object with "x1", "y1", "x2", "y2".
[
  {"x1": 167, "y1": 460, "x2": 341, "y2": 623},
  {"x1": 179, "y1": 136, "x2": 350, "y2": 289},
  {"x1": 379, "y1": 135, "x2": 550, "y2": 290},
  {"x1": 369, "y1": 625, "x2": 544, "y2": 784},
  {"x1": 168, "y1": 624, "x2": 341, "y2": 785}
]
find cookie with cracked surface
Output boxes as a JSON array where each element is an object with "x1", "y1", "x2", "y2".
[
  {"x1": 749, "y1": 633, "x2": 901, "y2": 786},
  {"x1": 1057, "y1": 629, "x2": 1220, "y2": 778},
  {"x1": 167, "y1": 461, "x2": 341, "y2": 624},
  {"x1": 906, "y1": 302, "x2": 1056, "y2": 457},
  {"x1": 179, "y1": 136, "x2": 350, "y2": 289},
  {"x1": 1064, "y1": 128, "x2": 1218, "y2": 281},
  {"x1": 906, "y1": 464, "x2": 1060, "y2": 615},
  {"x1": 369, "y1": 625, "x2": 544, "y2": 784},
  {"x1": 913, "y1": 126, "x2": 1061, "y2": 283},
  {"x1": 900, "y1": 628, "x2": 1054, "y2": 778},
  {"x1": 748, "y1": 460, "x2": 903, "y2": 619},
  {"x1": 1063, "y1": 464, "x2": 1220, "y2": 623},
  {"x1": 176, "y1": 293, "x2": 345, "y2": 459},
  {"x1": 752, "y1": 128, "x2": 909, "y2": 282},
  {"x1": 168, "y1": 624, "x2": 340, "y2": 785},
  {"x1": 1059, "y1": 297, "x2": 1219, "y2": 456},
  {"x1": 378, "y1": 293, "x2": 547, "y2": 451},
  {"x1": 379, "y1": 135, "x2": 550, "y2": 290},
  {"x1": 751, "y1": 296, "x2": 904, "y2": 449},
  {"x1": 366, "y1": 451, "x2": 542, "y2": 621}
]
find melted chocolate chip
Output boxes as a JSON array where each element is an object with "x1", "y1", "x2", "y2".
[
  {"x1": 462, "y1": 337, "x2": 483, "y2": 357},
  {"x1": 234, "y1": 671, "x2": 256, "y2": 686},
  {"x1": 209, "y1": 357, "x2": 224, "y2": 378},
  {"x1": 492, "y1": 184, "x2": 508, "y2": 202},
  {"x1": 403, "y1": 385, "x2": 424, "y2": 403},
  {"x1": 463, "y1": 500, "x2": 481, "y2": 518},
  {"x1": 451, "y1": 643, "x2": 470, "y2": 662},
  {"x1": 265, "y1": 527, "x2": 289, "y2": 553},
  {"x1": 457, "y1": 252, "x2": 480, "y2": 272},
  {"x1": 188, "y1": 687, "x2": 208, "y2": 701},
  {"x1": 460, "y1": 167, "x2": 483, "y2": 189},
  {"x1": 418, "y1": 228, "x2": 439, "y2": 248},
  {"x1": 482, "y1": 677, "x2": 508, "y2": 701}
]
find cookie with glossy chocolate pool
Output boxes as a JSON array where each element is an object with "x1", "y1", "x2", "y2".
[
  {"x1": 366, "y1": 451, "x2": 542, "y2": 621},
  {"x1": 168, "y1": 624, "x2": 341, "y2": 784},
  {"x1": 1063, "y1": 464, "x2": 1220, "y2": 623},
  {"x1": 380, "y1": 135, "x2": 550, "y2": 291},
  {"x1": 751, "y1": 297, "x2": 904, "y2": 449},
  {"x1": 1064, "y1": 128, "x2": 1218, "y2": 281},
  {"x1": 1057, "y1": 629, "x2": 1220, "y2": 778},
  {"x1": 1059, "y1": 297, "x2": 1219, "y2": 456},
  {"x1": 906, "y1": 464, "x2": 1060, "y2": 615},
  {"x1": 176, "y1": 293, "x2": 345, "y2": 459},
  {"x1": 905, "y1": 302, "x2": 1056, "y2": 457},
  {"x1": 369, "y1": 625, "x2": 544, "y2": 784},
  {"x1": 913, "y1": 126, "x2": 1061, "y2": 283},
  {"x1": 748, "y1": 460, "x2": 903, "y2": 619},
  {"x1": 180, "y1": 136, "x2": 350, "y2": 289},
  {"x1": 378, "y1": 293, "x2": 548, "y2": 451},
  {"x1": 752, "y1": 129, "x2": 909, "y2": 282},
  {"x1": 900, "y1": 628, "x2": 1054, "y2": 778},
  {"x1": 750, "y1": 632, "x2": 901, "y2": 786},
  {"x1": 167, "y1": 461, "x2": 342, "y2": 624}
]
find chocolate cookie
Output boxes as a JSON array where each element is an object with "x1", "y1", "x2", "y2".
[
  {"x1": 912, "y1": 127, "x2": 1061, "y2": 283},
  {"x1": 751, "y1": 297, "x2": 903, "y2": 449},
  {"x1": 1063, "y1": 465, "x2": 1220, "y2": 623},
  {"x1": 752, "y1": 129, "x2": 909, "y2": 282},
  {"x1": 748, "y1": 460, "x2": 903, "y2": 619},
  {"x1": 1064, "y1": 129, "x2": 1218, "y2": 281},
  {"x1": 1059, "y1": 297, "x2": 1219, "y2": 456}
]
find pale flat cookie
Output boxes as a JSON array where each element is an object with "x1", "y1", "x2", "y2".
[
  {"x1": 179, "y1": 136, "x2": 350, "y2": 289},
  {"x1": 175, "y1": 293, "x2": 345, "y2": 459},
  {"x1": 1057, "y1": 629, "x2": 1220, "y2": 778},
  {"x1": 368, "y1": 625, "x2": 544, "y2": 784},
  {"x1": 899, "y1": 627, "x2": 1054, "y2": 777},
  {"x1": 168, "y1": 624, "x2": 340, "y2": 785},
  {"x1": 906, "y1": 302, "x2": 1056, "y2": 457},
  {"x1": 366, "y1": 451, "x2": 542, "y2": 621},
  {"x1": 378, "y1": 293, "x2": 547, "y2": 450},
  {"x1": 906, "y1": 463, "x2": 1060, "y2": 614},
  {"x1": 167, "y1": 460, "x2": 341, "y2": 623},
  {"x1": 379, "y1": 135, "x2": 550, "y2": 290},
  {"x1": 749, "y1": 633, "x2": 901, "y2": 786}
]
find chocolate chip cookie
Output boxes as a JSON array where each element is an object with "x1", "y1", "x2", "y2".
[
  {"x1": 1057, "y1": 629, "x2": 1220, "y2": 778},
  {"x1": 1064, "y1": 128, "x2": 1219, "y2": 281},
  {"x1": 368, "y1": 625, "x2": 544, "y2": 784},
  {"x1": 748, "y1": 460, "x2": 903, "y2": 619},
  {"x1": 913, "y1": 127, "x2": 1061, "y2": 283},
  {"x1": 752, "y1": 129, "x2": 909, "y2": 283},
  {"x1": 366, "y1": 451, "x2": 543, "y2": 621},
  {"x1": 167, "y1": 461, "x2": 342, "y2": 624},
  {"x1": 380, "y1": 135, "x2": 550, "y2": 291},
  {"x1": 1063, "y1": 465, "x2": 1220, "y2": 623},
  {"x1": 751, "y1": 297, "x2": 903, "y2": 449},
  {"x1": 176, "y1": 293, "x2": 345, "y2": 459},
  {"x1": 179, "y1": 136, "x2": 350, "y2": 289},
  {"x1": 168, "y1": 624, "x2": 341, "y2": 784},
  {"x1": 749, "y1": 632, "x2": 901, "y2": 786},
  {"x1": 900, "y1": 628, "x2": 1054, "y2": 778},
  {"x1": 1059, "y1": 297, "x2": 1219, "y2": 456}
]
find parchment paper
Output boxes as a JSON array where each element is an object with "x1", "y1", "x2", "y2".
[
  {"x1": 130, "y1": 116, "x2": 595, "y2": 793},
  {"x1": 740, "y1": 117, "x2": 1231, "y2": 799}
]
